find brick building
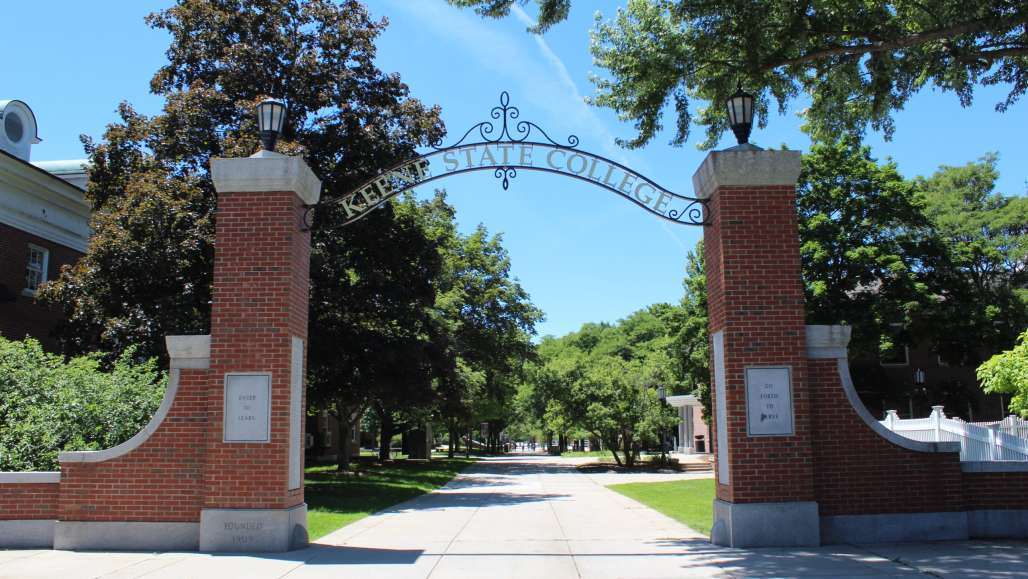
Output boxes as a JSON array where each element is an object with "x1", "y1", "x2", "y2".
[
  {"x1": 0, "y1": 99, "x2": 90, "y2": 350},
  {"x1": 853, "y1": 338, "x2": 1007, "y2": 422}
]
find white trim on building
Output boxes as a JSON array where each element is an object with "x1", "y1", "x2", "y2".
[{"x1": 0, "y1": 149, "x2": 90, "y2": 252}]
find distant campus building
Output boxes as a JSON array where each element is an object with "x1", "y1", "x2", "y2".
[
  {"x1": 858, "y1": 338, "x2": 1008, "y2": 422},
  {"x1": 666, "y1": 394, "x2": 710, "y2": 454},
  {"x1": 0, "y1": 99, "x2": 90, "y2": 350}
]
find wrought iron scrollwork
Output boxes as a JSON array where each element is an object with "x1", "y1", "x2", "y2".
[
  {"x1": 306, "y1": 91, "x2": 710, "y2": 231},
  {"x1": 667, "y1": 200, "x2": 707, "y2": 226},
  {"x1": 494, "y1": 166, "x2": 517, "y2": 190},
  {"x1": 431, "y1": 91, "x2": 579, "y2": 150}
]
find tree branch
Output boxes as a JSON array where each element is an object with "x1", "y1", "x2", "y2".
[{"x1": 763, "y1": 17, "x2": 1025, "y2": 71}]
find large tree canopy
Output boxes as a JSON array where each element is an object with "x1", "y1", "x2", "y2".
[
  {"x1": 43, "y1": 0, "x2": 444, "y2": 363},
  {"x1": 451, "y1": 0, "x2": 1027, "y2": 148},
  {"x1": 515, "y1": 306, "x2": 679, "y2": 466},
  {"x1": 42, "y1": 1, "x2": 543, "y2": 467},
  {"x1": 918, "y1": 155, "x2": 1028, "y2": 367},
  {"x1": 799, "y1": 138, "x2": 936, "y2": 359}
]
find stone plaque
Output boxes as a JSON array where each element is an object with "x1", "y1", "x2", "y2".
[
  {"x1": 745, "y1": 367, "x2": 794, "y2": 436},
  {"x1": 224, "y1": 373, "x2": 271, "y2": 442}
]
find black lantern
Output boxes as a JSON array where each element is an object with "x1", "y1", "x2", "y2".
[
  {"x1": 256, "y1": 98, "x2": 287, "y2": 152},
  {"x1": 725, "y1": 85, "x2": 754, "y2": 145}
]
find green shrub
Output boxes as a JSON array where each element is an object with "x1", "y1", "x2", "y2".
[
  {"x1": 978, "y1": 330, "x2": 1028, "y2": 418},
  {"x1": 0, "y1": 337, "x2": 166, "y2": 471}
]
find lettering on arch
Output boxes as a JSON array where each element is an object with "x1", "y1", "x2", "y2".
[{"x1": 307, "y1": 92, "x2": 708, "y2": 230}]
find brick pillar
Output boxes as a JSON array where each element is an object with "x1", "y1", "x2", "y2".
[
  {"x1": 695, "y1": 148, "x2": 819, "y2": 547},
  {"x1": 201, "y1": 150, "x2": 321, "y2": 552}
]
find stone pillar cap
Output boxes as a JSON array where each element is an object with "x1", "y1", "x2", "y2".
[
  {"x1": 211, "y1": 151, "x2": 322, "y2": 205},
  {"x1": 692, "y1": 148, "x2": 802, "y2": 200}
]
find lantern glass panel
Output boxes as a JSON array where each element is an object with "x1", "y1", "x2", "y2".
[{"x1": 257, "y1": 99, "x2": 286, "y2": 133}]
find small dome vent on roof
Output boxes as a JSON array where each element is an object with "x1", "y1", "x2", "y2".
[{"x1": 0, "y1": 100, "x2": 41, "y2": 161}]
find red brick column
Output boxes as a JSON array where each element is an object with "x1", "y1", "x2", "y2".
[
  {"x1": 201, "y1": 151, "x2": 320, "y2": 551},
  {"x1": 695, "y1": 148, "x2": 819, "y2": 547}
]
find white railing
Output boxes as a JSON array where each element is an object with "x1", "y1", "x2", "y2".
[
  {"x1": 880, "y1": 406, "x2": 1028, "y2": 462},
  {"x1": 971, "y1": 415, "x2": 1028, "y2": 440}
]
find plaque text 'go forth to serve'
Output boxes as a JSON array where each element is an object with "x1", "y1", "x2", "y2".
[
  {"x1": 744, "y1": 367, "x2": 794, "y2": 436},
  {"x1": 224, "y1": 373, "x2": 272, "y2": 442}
]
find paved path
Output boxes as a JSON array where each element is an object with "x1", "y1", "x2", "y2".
[{"x1": 1, "y1": 456, "x2": 1026, "y2": 578}]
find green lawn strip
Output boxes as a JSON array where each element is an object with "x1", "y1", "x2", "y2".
[
  {"x1": 607, "y1": 478, "x2": 715, "y2": 535},
  {"x1": 304, "y1": 458, "x2": 476, "y2": 540},
  {"x1": 558, "y1": 450, "x2": 609, "y2": 457}
]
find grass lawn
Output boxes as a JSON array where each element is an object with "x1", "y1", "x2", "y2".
[
  {"x1": 559, "y1": 450, "x2": 610, "y2": 458},
  {"x1": 607, "y1": 478, "x2": 715, "y2": 535},
  {"x1": 304, "y1": 458, "x2": 476, "y2": 540}
]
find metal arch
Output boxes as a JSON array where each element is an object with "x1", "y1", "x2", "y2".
[
  {"x1": 304, "y1": 92, "x2": 709, "y2": 231},
  {"x1": 429, "y1": 91, "x2": 580, "y2": 150}
]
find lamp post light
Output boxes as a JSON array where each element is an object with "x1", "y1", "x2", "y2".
[
  {"x1": 256, "y1": 98, "x2": 287, "y2": 152},
  {"x1": 725, "y1": 85, "x2": 755, "y2": 146},
  {"x1": 910, "y1": 368, "x2": 926, "y2": 418},
  {"x1": 657, "y1": 385, "x2": 668, "y2": 457}
]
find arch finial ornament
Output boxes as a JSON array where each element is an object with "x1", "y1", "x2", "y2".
[{"x1": 306, "y1": 92, "x2": 708, "y2": 230}]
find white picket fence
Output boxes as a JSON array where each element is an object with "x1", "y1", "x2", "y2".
[
  {"x1": 880, "y1": 406, "x2": 1028, "y2": 462},
  {"x1": 971, "y1": 415, "x2": 1028, "y2": 440}
]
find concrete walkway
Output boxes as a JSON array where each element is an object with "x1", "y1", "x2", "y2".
[{"x1": 1, "y1": 455, "x2": 1026, "y2": 578}]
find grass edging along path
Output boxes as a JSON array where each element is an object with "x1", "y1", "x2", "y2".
[
  {"x1": 305, "y1": 458, "x2": 476, "y2": 540},
  {"x1": 607, "y1": 478, "x2": 715, "y2": 536}
]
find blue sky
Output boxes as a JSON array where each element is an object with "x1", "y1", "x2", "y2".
[{"x1": 8, "y1": 1, "x2": 1027, "y2": 339}]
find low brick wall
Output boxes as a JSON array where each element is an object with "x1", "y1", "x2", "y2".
[
  {"x1": 808, "y1": 357, "x2": 965, "y2": 517},
  {"x1": 0, "y1": 479, "x2": 59, "y2": 520},
  {"x1": 963, "y1": 469, "x2": 1028, "y2": 511},
  {"x1": 57, "y1": 365, "x2": 208, "y2": 523}
]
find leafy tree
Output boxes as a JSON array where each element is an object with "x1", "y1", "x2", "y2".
[
  {"x1": 40, "y1": 1, "x2": 455, "y2": 468},
  {"x1": 42, "y1": 0, "x2": 444, "y2": 367},
  {"x1": 430, "y1": 191, "x2": 543, "y2": 457},
  {"x1": 978, "y1": 330, "x2": 1028, "y2": 417},
  {"x1": 521, "y1": 308, "x2": 679, "y2": 466},
  {"x1": 309, "y1": 194, "x2": 449, "y2": 468},
  {"x1": 0, "y1": 337, "x2": 166, "y2": 471},
  {"x1": 917, "y1": 155, "x2": 1028, "y2": 368},
  {"x1": 799, "y1": 139, "x2": 936, "y2": 362},
  {"x1": 451, "y1": 0, "x2": 1027, "y2": 148},
  {"x1": 39, "y1": 111, "x2": 215, "y2": 362},
  {"x1": 448, "y1": 0, "x2": 569, "y2": 32},
  {"x1": 580, "y1": 357, "x2": 672, "y2": 467},
  {"x1": 669, "y1": 240, "x2": 709, "y2": 419}
]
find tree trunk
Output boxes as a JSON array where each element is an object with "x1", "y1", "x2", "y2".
[
  {"x1": 378, "y1": 410, "x2": 394, "y2": 462},
  {"x1": 465, "y1": 426, "x2": 472, "y2": 458},
  {"x1": 336, "y1": 413, "x2": 352, "y2": 472},
  {"x1": 623, "y1": 433, "x2": 634, "y2": 467},
  {"x1": 447, "y1": 420, "x2": 456, "y2": 459},
  {"x1": 607, "y1": 435, "x2": 622, "y2": 466}
]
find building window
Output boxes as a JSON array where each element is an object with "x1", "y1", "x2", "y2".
[
  {"x1": 880, "y1": 323, "x2": 909, "y2": 366},
  {"x1": 24, "y1": 244, "x2": 49, "y2": 296}
]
